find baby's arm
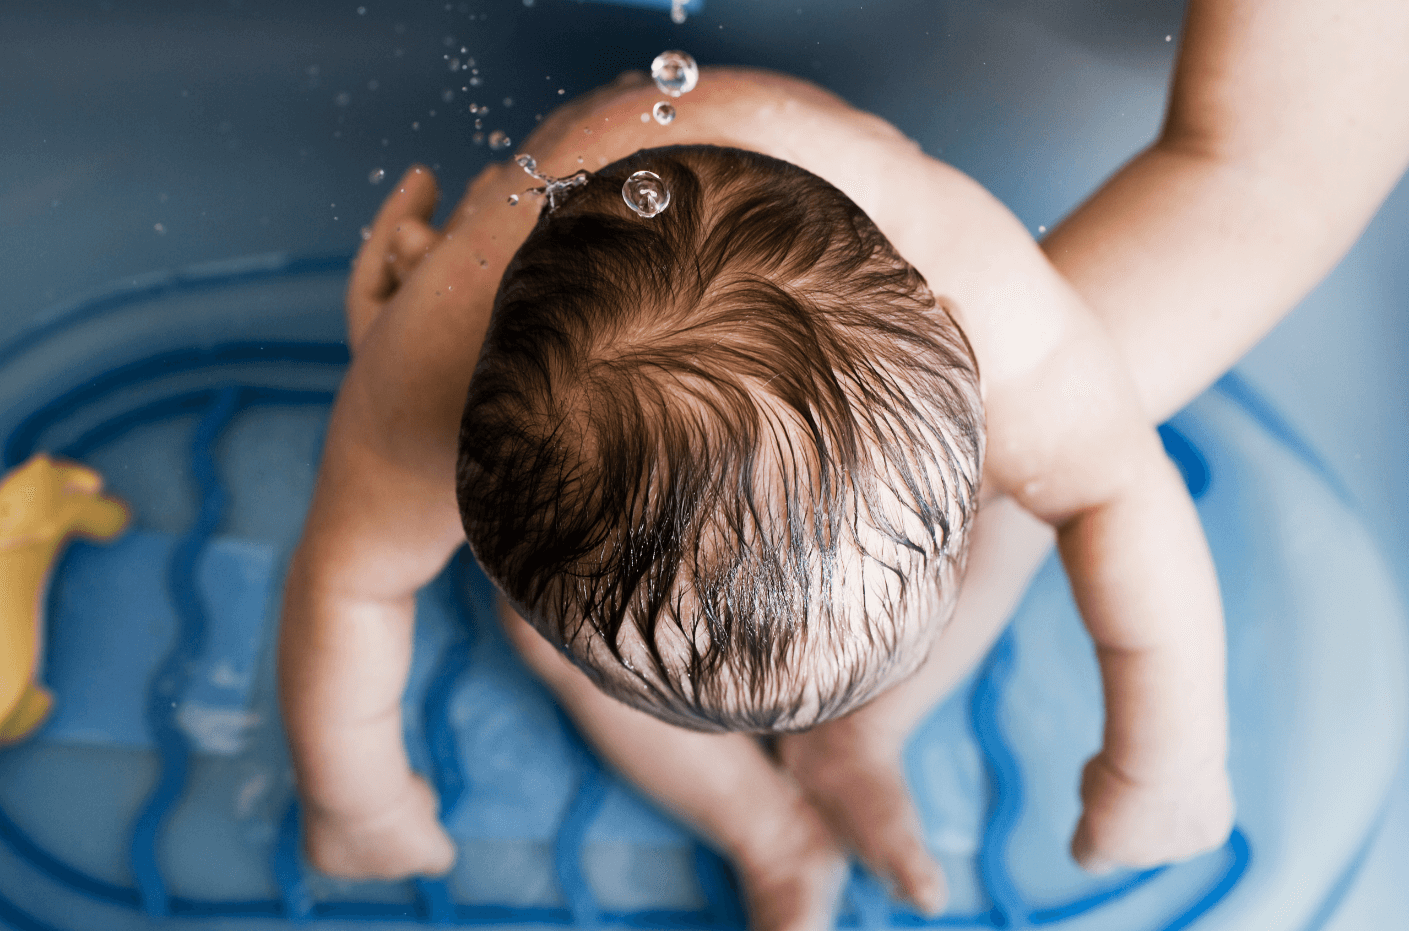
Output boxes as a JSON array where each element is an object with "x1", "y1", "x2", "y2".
[
  {"x1": 279, "y1": 164, "x2": 523, "y2": 879},
  {"x1": 980, "y1": 284, "x2": 1233, "y2": 871}
]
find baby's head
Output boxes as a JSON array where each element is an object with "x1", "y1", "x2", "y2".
[{"x1": 457, "y1": 145, "x2": 983, "y2": 732}]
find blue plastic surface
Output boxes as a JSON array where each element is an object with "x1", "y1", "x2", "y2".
[{"x1": 0, "y1": 256, "x2": 1402, "y2": 931}]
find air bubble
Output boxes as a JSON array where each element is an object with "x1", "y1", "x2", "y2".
[
  {"x1": 369, "y1": 167, "x2": 386, "y2": 183},
  {"x1": 622, "y1": 170, "x2": 670, "y2": 218},
  {"x1": 489, "y1": 130, "x2": 511, "y2": 150},
  {"x1": 650, "y1": 50, "x2": 698, "y2": 97},
  {"x1": 652, "y1": 101, "x2": 676, "y2": 125}
]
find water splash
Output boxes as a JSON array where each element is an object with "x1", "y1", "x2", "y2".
[
  {"x1": 515, "y1": 153, "x2": 591, "y2": 210},
  {"x1": 622, "y1": 170, "x2": 669, "y2": 218},
  {"x1": 650, "y1": 51, "x2": 698, "y2": 98},
  {"x1": 652, "y1": 101, "x2": 676, "y2": 125}
]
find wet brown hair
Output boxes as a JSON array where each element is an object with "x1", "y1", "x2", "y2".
[{"x1": 457, "y1": 145, "x2": 983, "y2": 731}]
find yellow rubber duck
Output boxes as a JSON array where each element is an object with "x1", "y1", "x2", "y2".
[{"x1": 0, "y1": 454, "x2": 128, "y2": 745}]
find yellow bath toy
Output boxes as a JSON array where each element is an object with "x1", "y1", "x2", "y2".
[{"x1": 0, "y1": 454, "x2": 129, "y2": 744}]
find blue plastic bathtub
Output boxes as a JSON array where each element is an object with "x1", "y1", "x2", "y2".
[{"x1": 2, "y1": 1, "x2": 1406, "y2": 928}]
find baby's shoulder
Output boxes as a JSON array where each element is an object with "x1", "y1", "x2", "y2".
[{"x1": 515, "y1": 66, "x2": 924, "y2": 195}]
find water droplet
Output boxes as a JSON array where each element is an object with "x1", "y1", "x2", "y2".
[
  {"x1": 650, "y1": 50, "x2": 698, "y2": 97},
  {"x1": 489, "y1": 130, "x2": 511, "y2": 150},
  {"x1": 523, "y1": 0, "x2": 534, "y2": 6},
  {"x1": 670, "y1": 0, "x2": 687, "y2": 23},
  {"x1": 357, "y1": 5, "x2": 366, "y2": 14},
  {"x1": 472, "y1": 131, "x2": 485, "y2": 144},
  {"x1": 154, "y1": 222, "x2": 166, "y2": 234},
  {"x1": 622, "y1": 170, "x2": 670, "y2": 218},
  {"x1": 442, "y1": 88, "x2": 455, "y2": 103},
  {"x1": 335, "y1": 91, "x2": 352, "y2": 106},
  {"x1": 516, "y1": 153, "x2": 538, "y2": 173},
  {"x1": 1165, "y1": 34, "x2": 1172, "y2": 41},
  {"x1": 470, "y1": 77, "x2": 483, "y2": 86},
  {"x1": 503, "y1": 96, "x2": 514, "y2": 107},
  {"x1": 361, "y1": 225, "x2": 373, "y2": 241},
  {"x1": 557, "y1": 88, "x2": 566, "y2": 95},
  {"x1": 1037, "y1": 225, "x2": 1047, "y2": 234},
  {"x1": 577, "y1": 155, "x2": 584, "y2": 163},
  {"x1": 640, "y1": 112, "x2": 651, "y2": 123},
  {"x1": 652, "y1": 101, "x2": 676, "y2": 125},
  {"x1": 368, "y1": 79, "x2": 380, "y2": 91},
  {"x1": 412, "y1": 121, "x2": 420, "y2": 130},
  {"x1": 369, "y1": 167, "x2": 386, "y2": 183},
  {"x1": 507, "y1": 194, "x2": 520, "y2": 205}
]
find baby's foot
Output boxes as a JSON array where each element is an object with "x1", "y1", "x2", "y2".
[
  {"x1": 346, "y1": 165, "x2": 441, "y2": 354},
  {"x1": 778, "y1": 724, "x2": 947, "y2": 916},
  {"x1": 733, "y1": 793, "x2": 850, "y2": 931}
]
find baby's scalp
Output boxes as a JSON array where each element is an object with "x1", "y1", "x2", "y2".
[{"x1": 457, "y1": 145, "x2": 984, "y2": 732}]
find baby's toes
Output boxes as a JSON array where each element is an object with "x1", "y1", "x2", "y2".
[
  {"x1": 793, "y1": 758, "x2": 946, "y2": 915},
  {"x1": 845, "y1": 783, "x2": 946, "y2": 914},
  {"x1": 742, "y1": 838, "x2": 848, "y2": 931}
]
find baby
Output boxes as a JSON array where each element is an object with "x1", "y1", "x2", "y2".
[{"x1": 279, "y1": 68, "x2": 1232, "y2": 930}]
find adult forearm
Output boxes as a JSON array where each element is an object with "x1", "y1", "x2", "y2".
[
  {"x1": 1045, "y1": 0, "x2": 1409, "y2": 421},
  {"x1": 1043, "y1": 141, "x2": 1397, "y2": 423}
]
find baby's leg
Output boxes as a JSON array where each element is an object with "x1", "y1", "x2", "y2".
[
  {"x1": 345, "y1": 166, "x2": 441, "y2": 355},
  {"x1": 777, "y1": 498, "x2": 1056, "y2": 914},
  {"x1": 499, "y1": 601, "x2": 849, "y2": 931}
]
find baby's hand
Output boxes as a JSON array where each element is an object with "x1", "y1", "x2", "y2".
[
  {"x1": 1070, "y1": 751, "x2": 1234, "y2": 874},
  {"x1": 302, "y1": 772, "x2": 457, "y2": 881},
  {"x1": 777, "y1": 720, "x2": 948, "y2": 916}
]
